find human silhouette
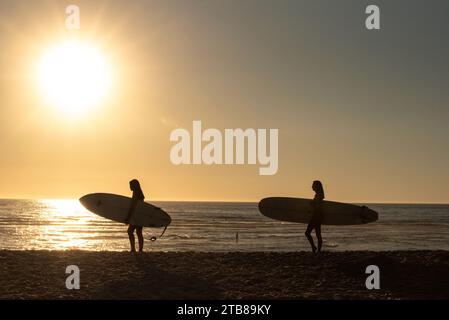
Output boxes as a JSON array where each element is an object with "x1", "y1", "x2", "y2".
[
  {"x1": 124, "y1": 179, "x2": 145, "y2": 253},
  {"x1": 305, "y1": 180, "x2": 324, "y2": 253}
]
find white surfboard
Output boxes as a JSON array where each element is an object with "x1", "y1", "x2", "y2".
[
  {"x1": 79, "y1": 193, "x2": 171, "y2": 228},
  {"x1": 258, "y1": 197, "x2": 378, "y2": 225}
]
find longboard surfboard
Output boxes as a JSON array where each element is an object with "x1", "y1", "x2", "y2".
[
  {"x1": 79, "y1": 193, "x2": 171, "y2": 228},
  {"x1": 258, "y1": 197, "x2": 378, "y2": 225}
]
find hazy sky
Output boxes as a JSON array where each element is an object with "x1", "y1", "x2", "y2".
[{"x1": 0, "y1": 0, "x2": 448, "y2": 202}]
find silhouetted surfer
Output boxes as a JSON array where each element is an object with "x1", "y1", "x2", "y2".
[
  {"x1": 305, "y1": 180, "x2": 324, "y2": 253},
  {"x1": 124, "y1": 179, "x2": 145, "y2": 253}
]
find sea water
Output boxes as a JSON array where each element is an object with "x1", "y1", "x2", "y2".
[{"x1": 0, "y1": 199, "x2": 448, "y2": 251}]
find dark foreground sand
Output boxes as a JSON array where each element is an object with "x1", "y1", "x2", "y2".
[{"x1": 0, "y1": 250, "x2": 448, "y2": 299}]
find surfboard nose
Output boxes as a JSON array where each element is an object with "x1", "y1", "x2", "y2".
[
  {"x1": 79, "y1": 194, "x2": 92, "y2": 207},
  {"x1": 361, "y1": 207, "x2": 379, "y2": 223},
  {"x1": 372, "y1": 209, "x2": 379, "y2": 222}
]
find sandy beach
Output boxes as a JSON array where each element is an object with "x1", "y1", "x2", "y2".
[{"x1": 0, "y1": 250, "x2": 448, "y2": 300}]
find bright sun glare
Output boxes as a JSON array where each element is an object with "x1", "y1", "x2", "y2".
[{"x1": 36, "y1": 41, "x2": 111, "y2": 117}]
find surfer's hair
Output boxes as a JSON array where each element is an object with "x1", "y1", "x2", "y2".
[
  {"x1": 312, "y1": 180, "x2": 325, "y2": 199},
  {"x1": 129, "y1": 179, "x2": 141, "y2": 191}
]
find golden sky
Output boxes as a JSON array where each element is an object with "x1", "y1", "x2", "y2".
[{"x1": 0, "y1": 0, "x2": 448, "y2": 203}]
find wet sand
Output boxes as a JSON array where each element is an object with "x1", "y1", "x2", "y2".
[{"x1": 0, "y1": 250, "x2": 448, "y2": 299}]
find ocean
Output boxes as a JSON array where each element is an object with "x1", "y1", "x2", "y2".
[{"x1": 0, "y1": 199, "x2": 448, "y2": 251}]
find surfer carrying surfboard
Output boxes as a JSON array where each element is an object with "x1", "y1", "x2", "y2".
[
  {"x1": 305, "y1": 180, "x2": 324, "y2": 253},
  {"x1": 124, "y1": 179, "x2": 145, "y2": 253}
]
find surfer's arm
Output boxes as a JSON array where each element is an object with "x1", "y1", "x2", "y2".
[
  {"x1": 124, "y1": 199, "x2": 138, "y2": 224},
  {"x1": 311, "y1": 194, "x2": 324, "y2": 206}
]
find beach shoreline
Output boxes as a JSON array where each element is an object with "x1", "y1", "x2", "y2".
[{"x1": 0, "y1": 250, "x2": 448, "y2": 300}]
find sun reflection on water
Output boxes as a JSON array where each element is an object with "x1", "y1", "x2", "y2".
[
  {"x1": 37, "y1": 199, "x2": 113, "y2": 250},
  {"x1": 41, "y1": 199, "x2": 88, "y2": 219}
]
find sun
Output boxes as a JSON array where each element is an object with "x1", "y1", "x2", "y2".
[{"x1": 36, "y1": 40, "x2": 112, "y2": 117}]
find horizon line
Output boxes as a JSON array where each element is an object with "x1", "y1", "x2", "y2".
[{"x1": 1, "y1": 197, "x2": 449, "y2": 205}]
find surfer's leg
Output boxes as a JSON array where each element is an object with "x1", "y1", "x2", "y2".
[
  {"x1": 136, "y1": 227, "x2": 144, "y2": 253},
  {"x1": 315, "y1": 224, "x2": 323, "y2": 252},
  {"x1": 305, "y1": 223, "x2": 317, "y2": 253},
  {"x1": 127, "y1": 225, "x2": 136, "y2": 252}
]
